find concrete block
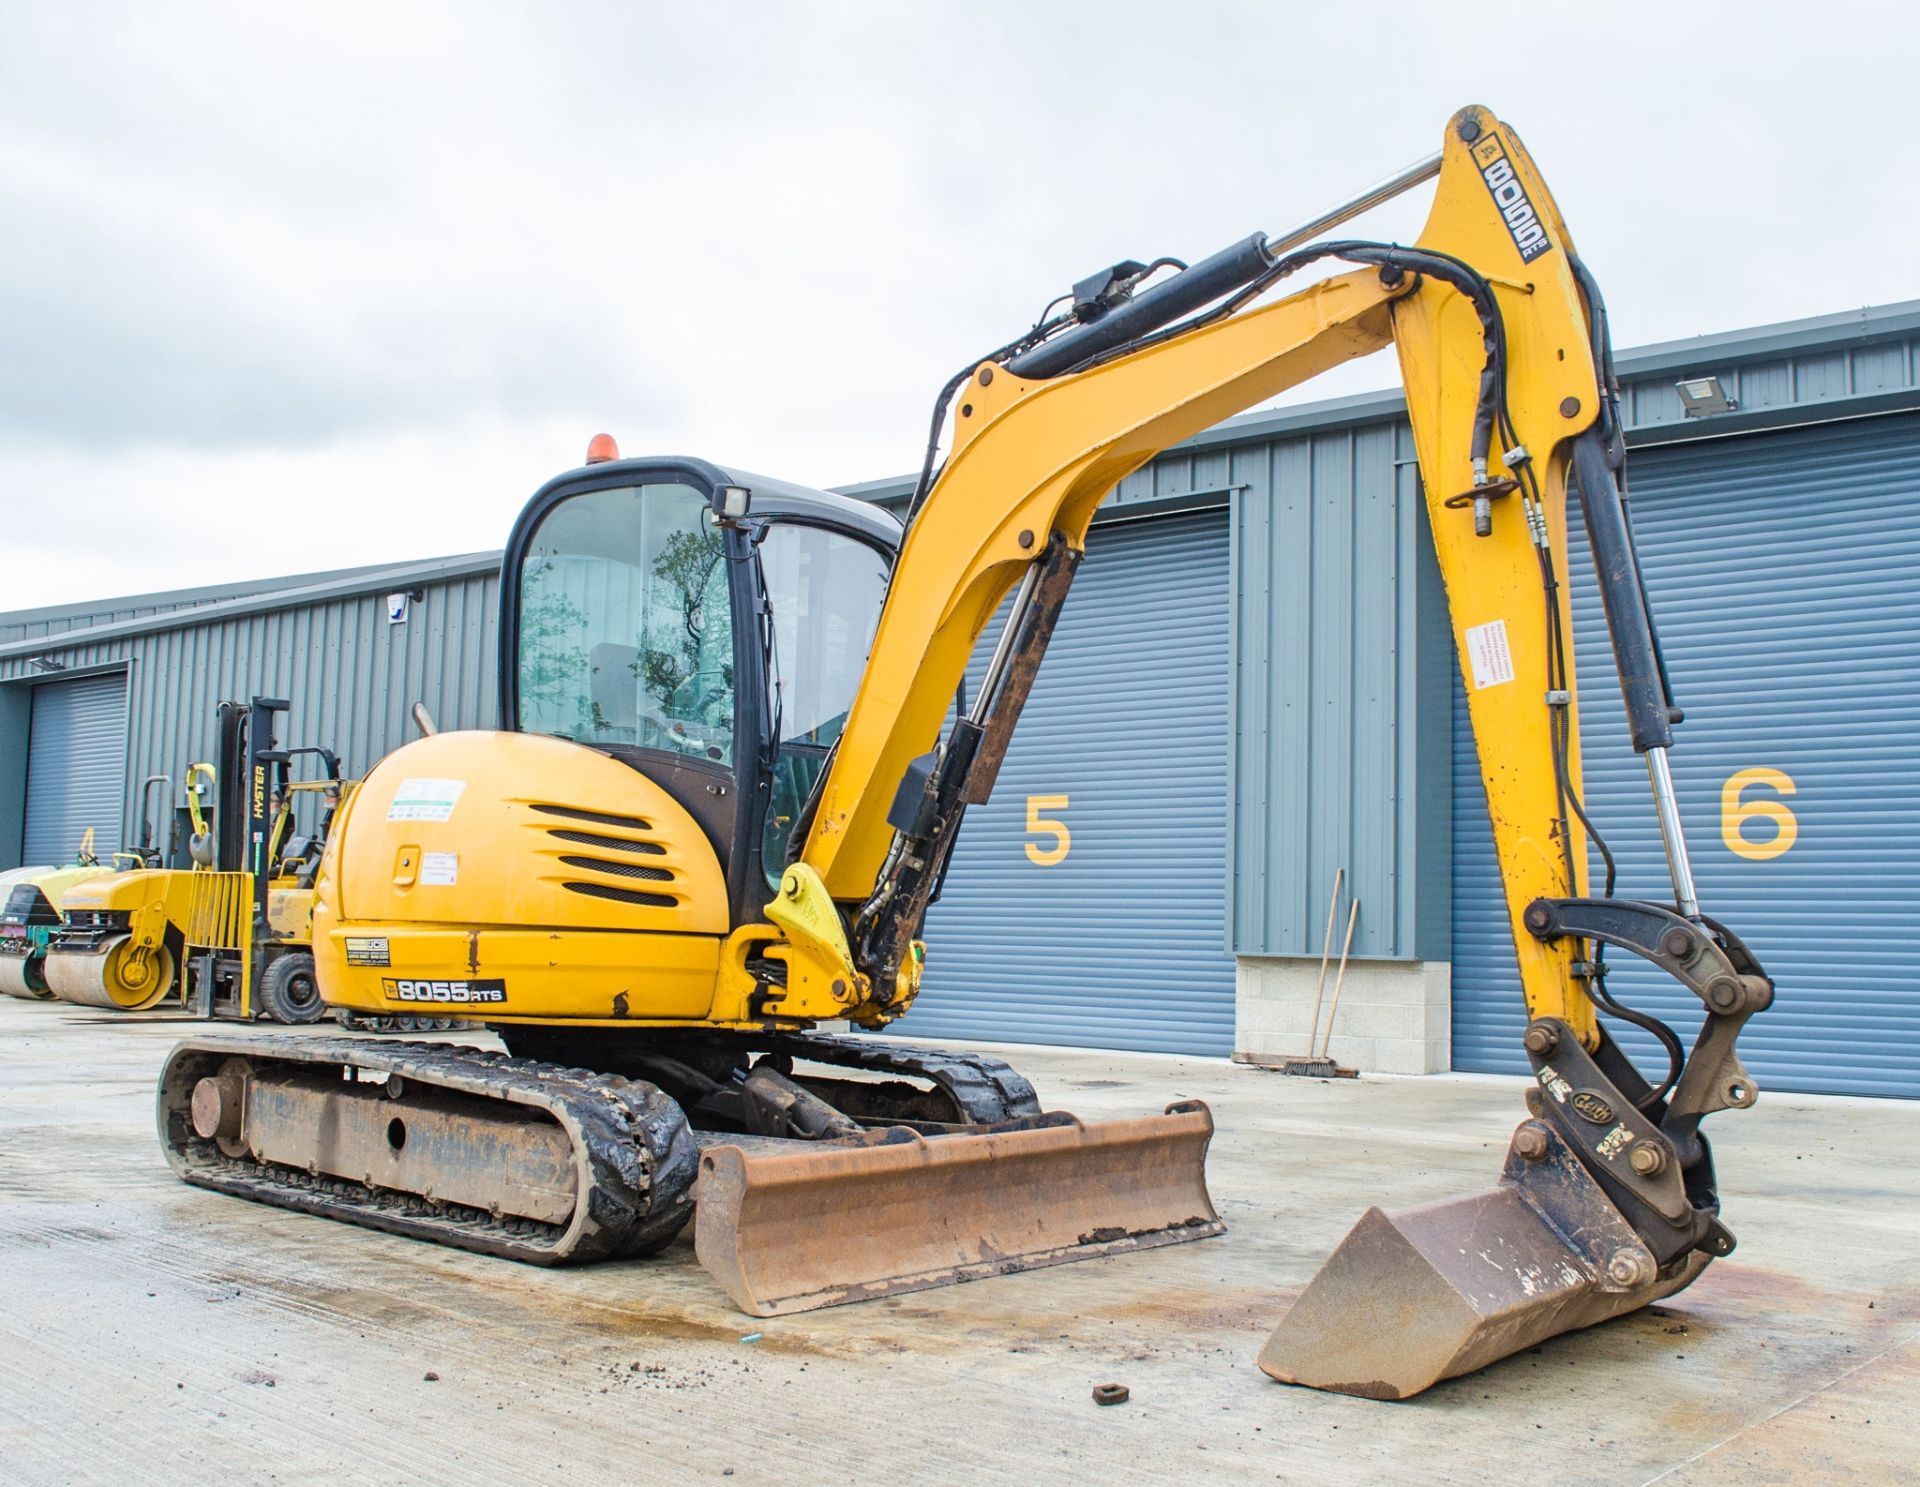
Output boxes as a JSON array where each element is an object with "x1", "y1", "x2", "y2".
[
  {"x1": 1322, "y1": 1033, "x2": 1377, "y2": 1070},
  {"x1": 1370, "y1": 1036, "x2": 1436, "y2": 1075},
  {"x1": 1235, "y1": 955, "x2": 1452, "y2": 1075},
  {"x1": 1326, "y1": 1002, "x2": 1415, "y2": 1041}
]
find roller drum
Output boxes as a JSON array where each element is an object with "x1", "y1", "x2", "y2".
[
  {"x1": 0, "y1": 952, "x2": 49, "y2": 999},
  {"x1": 46, "y1": 937, "x2": 175, "y2": 1011}
]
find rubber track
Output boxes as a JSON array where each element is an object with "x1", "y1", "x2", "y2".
[
  {"x1": 758, "y1": 1031, "x2": 1042, "y2": 1125},
  {"x1": 158, "y1": 1036, "x2": 699, "y2": 1266}
]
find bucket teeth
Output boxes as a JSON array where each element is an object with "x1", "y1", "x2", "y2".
[
  {"x1": 1259, "y1": 1121, "x2": 1709, "y2": 1399},
  {"x1": 694, "y1": 1101, "x2": 1224, "y2": 1317}
]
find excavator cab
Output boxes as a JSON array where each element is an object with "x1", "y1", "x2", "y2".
[{"x1": 499, "y1": 455, "x2": 898, "y2": 925}]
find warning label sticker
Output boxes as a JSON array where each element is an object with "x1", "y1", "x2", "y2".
[
  {"x1": 345, "y1": 937, "x2": 391, "y2": 967},
  {"x1": 387, "y1": 778, "x2": 466, "y2": 822},
  {"x1": 1465, "y1": 619, "x2": 1517, "y2": 690},
  {"x1": 420, "y1": 852, "x2": 458, "y2": 886}
]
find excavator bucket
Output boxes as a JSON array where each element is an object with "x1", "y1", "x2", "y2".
[
  {"x1": 1258, "y1": 1119, "x2": 1709, "y2": 1399},
  {"x1": 694, "y1": 1100, "x2": 1223, "y2": 1316}
]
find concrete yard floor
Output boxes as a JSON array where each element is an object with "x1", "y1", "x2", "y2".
[{"x1": 1, "y1": 999, "x2": 1915, "y2": 1486}]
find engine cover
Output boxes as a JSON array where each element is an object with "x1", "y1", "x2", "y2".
[{"x1": 313, "y1": 731, "x2": 730, "y2": 1023}]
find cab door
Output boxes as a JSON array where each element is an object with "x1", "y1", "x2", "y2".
[{"x1": 749, "y1": 520, "x2": 892, "y2": 896}]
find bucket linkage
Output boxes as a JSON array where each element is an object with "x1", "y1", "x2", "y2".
[{"x1": 1262, "y1": 896, "x2": 1772, "y2": 1398}]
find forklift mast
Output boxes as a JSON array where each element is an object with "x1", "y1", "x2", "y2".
[{"x1": 210, "y1": 697, "x2": 290, "y2": 929}]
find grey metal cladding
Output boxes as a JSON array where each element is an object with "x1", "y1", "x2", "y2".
[
  {"x1": 1451, "y1": 412, "x2": 1920, "y2": 1098},
  {"x1": 1624, "y1": 332, "x2": 1920, "y2": 435},
  {"x1": 1229, "y1": 418, "x2": 1450, "y2": 962},
  {"x1": 0, "y1": 568, "x2": 500, "y2": 860},
  {"x1": 0, "y1": 559, "x2": 425, "y2": 646}
]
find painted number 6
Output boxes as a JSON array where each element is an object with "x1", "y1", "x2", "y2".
[
  {"x1": 1024, "y1": 794, "x2": 1071, "y2": 866},
  {"x1": 1721, "y1": 767, "x2": 1797, "y2": 861}
]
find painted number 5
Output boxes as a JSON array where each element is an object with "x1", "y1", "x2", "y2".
[
  {"x1": 1024, "y1": 794, "x2": 1071, "y2": 866},
  {"x1": 1721, "y1": 767, "x2": 1797, "y2": 861}
]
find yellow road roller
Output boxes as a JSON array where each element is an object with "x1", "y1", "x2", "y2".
[
  {"x1": 0, "y1": 864, "x2": 115, "y2": 999},
  {"x1": 43, "y1": 868, "x2": 196, "y2": 1010}
]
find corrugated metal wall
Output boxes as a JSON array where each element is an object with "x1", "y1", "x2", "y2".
[
  {"x1": 908, "y1": 510, "x2": 1236, "y2": 1054},
  {"x1": 1229, "y1": 418, "x2": 1452, "y2": 962},
  {"x1": 1, "y1": 570, "x2": 500, "y2": 862},
  {"x1": 1451, "y1": 413, "x2": 1920, "y2": 1097},
  {"x1": 0, "y1": 563, "x2": 407, "y2": 645},
  {"x1": 1619, "y1": 329, "x2": 1920, "y2": 434}
]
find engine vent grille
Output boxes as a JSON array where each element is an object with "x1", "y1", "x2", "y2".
[
  {"x1": 558, "y1": 854, "x2": 672, "y2": 883},
  {"x1": 545, "y1": 828, "x2": 666, "y2": 856},
  {"x1": 562, "y1": 881, "x2": 675, "y2": 909},
  {"x1": 532, "y1": 803, "x2": 653, "y2": 832}
]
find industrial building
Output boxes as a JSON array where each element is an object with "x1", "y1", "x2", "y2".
[{"x1": 4, "y1": 299, "x2": 1915, "y2": 1098}]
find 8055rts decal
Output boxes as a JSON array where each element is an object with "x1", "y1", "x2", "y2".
[
  {"x1": 383, "y1": 977, "x2": 507, "y2": 1005},
  {"x1": 1471, "y1": 134, "x2": 1552, "y2": 263}
]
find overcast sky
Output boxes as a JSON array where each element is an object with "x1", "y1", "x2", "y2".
[{"x1": 4, "y1": 2, "x2": 1916, "y2": 610}]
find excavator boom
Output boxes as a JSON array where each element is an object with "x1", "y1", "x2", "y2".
[{"x1": 752, "y1": 103, "x2": 1766, "y2": 1389}]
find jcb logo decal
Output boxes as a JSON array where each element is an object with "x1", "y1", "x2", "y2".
[{"x1": 1473, "y1": 137, "x2": 1552, "y2": 264}]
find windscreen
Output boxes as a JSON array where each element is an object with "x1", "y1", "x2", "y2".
[{"x1": 515, "y1": 483, "x2": 736, "y2": 764}]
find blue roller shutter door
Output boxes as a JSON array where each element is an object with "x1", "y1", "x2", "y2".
[
  {"x1": 1451, "y1": 413, "x2": 1920, "y2": 1097},
  {"x1": 22, "y1": 672, "x2": 128, "y2": 866},
  {"x1": 908, "y1": 509, "x2": 1235, "y2": 1055}
]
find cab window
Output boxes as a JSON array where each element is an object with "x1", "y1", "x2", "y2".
[
  {"x1": 759, "y1": 522, "x2": 890, "y2": 879},
  {"x1": 517, "y1": 483, "x2": 736, "y2": 764}
]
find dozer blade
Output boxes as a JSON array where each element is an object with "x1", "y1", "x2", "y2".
[
  {"x1": 694, "y1": 1100, "x2": 1223, "y2": 1317},
  {"x1": 1259, "y1": 1120, "x2": 1709, "y2": 1399}
]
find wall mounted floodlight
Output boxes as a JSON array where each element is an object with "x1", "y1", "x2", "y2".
[
  {"x1": 27, "y1": 655, "x2": 66, "y2": 673},
  {"x1": 1676, "y1": 375, "x2": 1737, "y2": 418}
]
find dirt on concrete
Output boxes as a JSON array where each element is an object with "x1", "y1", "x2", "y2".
[{"x1": 1, "y1": 998, "x2": 1915, "y2": 1485}]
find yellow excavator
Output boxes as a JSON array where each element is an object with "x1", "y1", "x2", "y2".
[{"x1": 158, "y1": 106, "x2": 1771, "y2": 1396}]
